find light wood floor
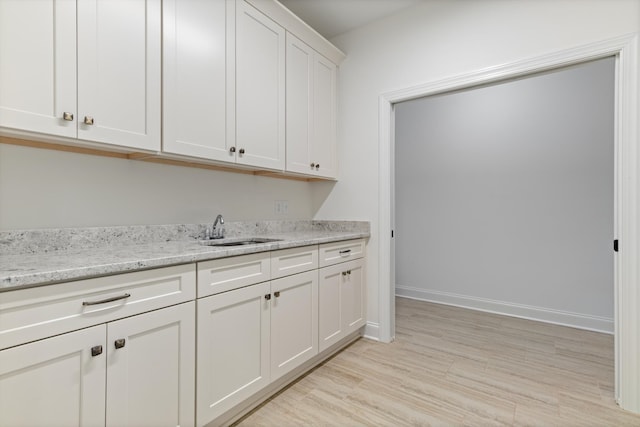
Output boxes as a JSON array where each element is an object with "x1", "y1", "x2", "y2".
[{"x1": 236, "y1": 297, "x2": 640, "y2": 426}]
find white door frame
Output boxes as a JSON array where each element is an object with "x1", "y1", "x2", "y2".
[{"x1": 378, "y1": 34, "x2": 639, "y2": 412}]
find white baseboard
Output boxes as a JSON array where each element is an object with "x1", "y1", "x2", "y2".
[
  {"x1": 395, "y1": 285, "x2": 614, "y2": 334},
  {"x1": 363, "y1": 321, "x2": 380, "y2": 341}
]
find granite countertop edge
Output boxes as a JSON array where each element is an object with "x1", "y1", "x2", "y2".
[{"x1": 0, "y1": 230, "x2": 370, "y2": 292}]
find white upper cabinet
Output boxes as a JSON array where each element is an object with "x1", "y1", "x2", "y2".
[
  {"x1": 0, "y1": 0, "x2": 77, "y2": 138},
  {"x1": 286, "y1": 33, "x2": 337, "y2": 179},
  {"x1": 163, "y1": 0, "x2": 234, "y2": 161},
  {"x1": 0, "y1": 0, "x2": 161, "y2": 152},
  {"x1": 312, "y1": 54, "x2": 338, "y2": 178},
  {"x1": 285, "y1": 33, "x2": 314, "y2": 175},
  {"x1": 77, "y1": 0, "x2": 161, "y2": 151},
  {"x1": 1, "y1": 0, "x2": 344, "y2": 178},
  {"x1": 235, "y1": 0, "x2": 286, "y2": 170}
]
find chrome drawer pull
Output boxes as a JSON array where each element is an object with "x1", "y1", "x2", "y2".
[
  {"x1": 339, "y1": 249, "x2": 351, "y2": 255},
  {"x1": 82, "y1": 293, "x2": 131, "y2": 306}
]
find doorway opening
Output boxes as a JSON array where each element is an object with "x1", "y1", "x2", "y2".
[
  {"x1": 377, "y1": 35, "x2": 638, "y2": 411},
  {"x1": 394, "y1": 57, "x2": 615, "y2": 332}
]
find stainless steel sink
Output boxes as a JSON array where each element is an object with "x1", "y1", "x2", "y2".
[{"x1": 200, "y1": 237, "x2": 282, "y2": 247}]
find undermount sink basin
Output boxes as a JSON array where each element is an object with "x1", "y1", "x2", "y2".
[{"x1": 200, "y1": 237, "x2": 282, "y2": 247}]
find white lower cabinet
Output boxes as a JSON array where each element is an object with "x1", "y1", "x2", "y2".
[
  {"x1": 196, "y1": 281, "x2": 271, "y2": 426},
  {"x1": 106, "y1": 302, "x2": 195, "y2": 427},
  {"x1": 0, "y1": 301, "x2": 195, "y2": 427},
  {"x1": 270, "y1": 270, "x2": 318, "y2": 381},
  {"x1": 0, "y1": 325, "x2": 107, "y2": 427},
  {"x1": 319, "y1": 258, "x2": 366, "y2": 352},
  {"x1": 0, "y1": 265, "x2": 196, "y2": 427},
  {"x1": 196, "y1": 270, "x2": 318, "y2": 426},
  {"x1": 0, "y1": 240, "x2": 364, "y2": 427}
]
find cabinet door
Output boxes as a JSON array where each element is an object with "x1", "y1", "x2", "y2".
[
  {"x1": 319, "y1": 258, "x2": 366, "y2": 352},
  {"x1": 270, "y1": 270, "x2": 318, "y2": 381},
  {"x1": 285, "y1": 33, "x2": 338, "y2": 179},
  {"x1": 318, "y1": 262, "x2": 345, "y2": 352},
  {"x1": 0, "y1": 325, "x2": 106, "y2": 427},
  {"x1": 235, "y1": 0, "x2": 285, "y2": 170},
  {"x1": 163, "y1": 0, "x2": 235, "y2": 161},
  {"x1": 77, "y1": 0, "x2": 161, "y2": 151},
  {"x1": 342, "y1": 258, "x2": 366, "y2": 335},
  {"x1": 285, "y1": 33, "x2": 314, "y2": 175},
  {"x1": 0, "y1": 0, "x2": 76, "y2": 138},
  {"x1": 105, "y1": 302, "x2": 195, "y2": 427},
  {"x1": 197, "y1": 282, "x2": 270, "y2": 426},
  {"x1": 312, "y1": 54, "x2": 338, "y2": 179}
]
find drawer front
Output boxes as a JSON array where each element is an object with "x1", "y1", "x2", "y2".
[
  {"x1": 197, "y1": 252, "x2": 270, "y2": 298},
  {"x1": 270, "y1": 245, "x2": 318, "y2": 279},
  {"x1": 319, "y1": 239, "x2": 365, "y2": 267},
  {"x1": 0, "y1": 264, "x2": 196, "y2": 351}
]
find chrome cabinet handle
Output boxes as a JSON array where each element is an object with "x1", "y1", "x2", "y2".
[
  {"x1": 339, "y1": 249, "x2": 351, "y2": 255},
  {"x1": 91, "y1": 345, "x2": 103, "y2": 357},
  {"x1": 239, "y1": 148, "x2": 245, "y2": 155},
  {"x1": 114, "y1": 339, "x2": 126, "y2": 349},
  {"x1": 63, "y1": 112, "x2": 74, "y2": 121},
  {"x1": 229, "y1": 147, "x2": 236, "y2": 153},
  {"x1": 82, "y1": 293, "x2": 130, "y2": 306},
  {"x1": 83, "y1": 116, "x2": 94, "y2": 125}
]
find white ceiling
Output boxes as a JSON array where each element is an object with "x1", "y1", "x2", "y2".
[{"x1": 278, "y1": 0, "x2": 425, "y2": 40}]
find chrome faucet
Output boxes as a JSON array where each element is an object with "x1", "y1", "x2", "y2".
[{"x1": 209, "y1": 214, "x2": 225, "y2": 239}]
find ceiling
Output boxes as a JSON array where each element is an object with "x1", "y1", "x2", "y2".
[{"x1": 278, "y1": 0, "x2": 425, "y2": 40}]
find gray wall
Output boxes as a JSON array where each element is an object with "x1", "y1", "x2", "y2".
[{"x1": 394, "y1": 57, "x2": 615, "y2": 325}]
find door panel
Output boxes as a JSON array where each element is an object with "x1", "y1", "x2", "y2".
[
  {"x1": 0, "y1": 0, "x2": 76, "y2": 137},
  {"x1": 285, "y1": 33, "x2": 314, "y2": 175},
  {"x1": 163, "y1": 0, "x2": 233, "y2": 161},
  {"x1": 0, "y1": 325, "x2": 106, "y2": 427},
  {"x1": 270, "y1": 270, "x2": 318, "y2": 380},
  {"x1": 77, "y1": 0, "x2": 161, "y2": 151},
  {"x1": 235, "y1": 1, "x2": 285, "y2": 169},
  {"x1": 106, "y1": 302, "x2": 195, "y2": 427},
  {"x1": 197, "y1": 282, "x2": 270, "y2": 426}
]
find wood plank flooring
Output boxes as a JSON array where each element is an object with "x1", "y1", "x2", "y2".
[{"x1": 236, "y1": 297, "x2": 640, "y2": 426}]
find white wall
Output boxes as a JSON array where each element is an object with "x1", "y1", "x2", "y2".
[
  {"x1": 318, "y1": 0, "x2": 640, "y2": 335},
  {"x1": 394, "y1": 58, "x2": 614, "y2": 327},
  {"x1": 0, "y1": 143, "x2": 313, "y2": 229}
]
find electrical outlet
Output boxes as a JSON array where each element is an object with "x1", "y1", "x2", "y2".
[{"x1": 274, "y1": 200, "x2": 288, "y2": 215}]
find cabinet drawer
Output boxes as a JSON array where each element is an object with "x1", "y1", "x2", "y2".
[
  {"x1": 319, "y1": 239, "x2": 365, "y2": 267},
  {"x1": 0, "y1": 264, "x2": 196, "y2": 351},
  {"x1": 197, "y1": 252, "x2": 270, "y2": 298},
  {"x1": 270, "y1": 245, "x2": 318, "y2": 279}
]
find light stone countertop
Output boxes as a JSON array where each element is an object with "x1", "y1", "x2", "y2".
[{"x1": 0, "y1": 221, "x2": 369, "y2": 291}]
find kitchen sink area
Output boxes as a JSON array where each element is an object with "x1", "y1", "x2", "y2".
[{"x1": 200, "y1": 238, "x2": 283, "y2": 247}]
